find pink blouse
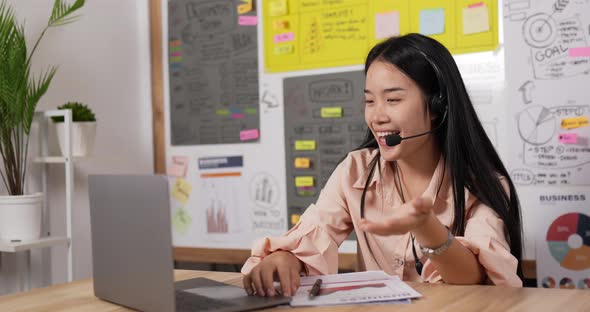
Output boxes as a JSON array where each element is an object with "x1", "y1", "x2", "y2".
[{"x1": 242, "y1": 149, "x2": 522, "y2": 287}]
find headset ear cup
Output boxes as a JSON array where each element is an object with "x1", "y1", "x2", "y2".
[{"x1": 429, "y1": 95, "x2": 445, "y2": 116}]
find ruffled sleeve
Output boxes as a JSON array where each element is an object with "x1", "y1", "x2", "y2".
[
  {"x1": 455, "y1": 214, "x2": 522, "y2": 286},
  {"x1": 241, "y1": 155, "x2": 355, "y2": 276},
  {"x1": 422, "y1": 177, "x2": 522, "y2": 287}
]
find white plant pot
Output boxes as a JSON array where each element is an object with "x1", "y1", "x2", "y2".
[
  {"x1": 0, "y1": 193, "x2": 43, "y2": 242},
  {"x1": 56, "y1": 121, "x2": 97, "y2": 157}
]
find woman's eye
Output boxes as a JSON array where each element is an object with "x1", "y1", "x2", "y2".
[
  {"x1": 364, "y1": 99, "x2": 374, "y2": 104},
  {"x1": 387, "y1": 98, "x2": 401, "y2": 102}
]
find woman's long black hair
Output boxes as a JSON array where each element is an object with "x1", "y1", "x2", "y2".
[{"x1": 355, "y1": 34, "x2": 523, "y2": 280}]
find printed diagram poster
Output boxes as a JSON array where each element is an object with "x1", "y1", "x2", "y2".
[
  {"x1": 535, "y1": 191, "x2": 590, "y2": 289},
  {"x1": 504, "y1": 0, "x2": 590, "y2": 186},
  {"x1": 197, "y1": 156, "x2": 249, "y2": 241},
  {"x1": 249, "y1": 172, "x2": 285, "y2": 236}
]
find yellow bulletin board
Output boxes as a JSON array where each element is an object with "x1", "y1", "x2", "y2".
[{"x1": 263, "y1": 0, "x2": 498, "y2": 72}]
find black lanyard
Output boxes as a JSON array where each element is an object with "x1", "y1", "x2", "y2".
[{"x1": 360, "y1": 155, "x2": 423, "y2": 275}]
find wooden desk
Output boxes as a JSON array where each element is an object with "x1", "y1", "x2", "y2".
[
  {"x1": 174, "y1": 248, "x2": 538, "y2": 279},
  {"x1": 1, "y1": 270, "x2": 588, "y2": 311}
]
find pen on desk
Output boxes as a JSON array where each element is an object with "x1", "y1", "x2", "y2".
[{"x1": 308, "y1": 278, "x2": 322, "y2": 299}]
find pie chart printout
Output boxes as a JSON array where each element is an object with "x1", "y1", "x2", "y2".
[{"x1": 546, "y1": 213, "x2": 590, "y2": 271}]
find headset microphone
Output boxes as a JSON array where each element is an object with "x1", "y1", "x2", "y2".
[
  {"x1": 384, "y1": 109, "x2": 448, "y2": 147},
  {"x1": 384, "y1": 134, "x2": 403, "y2": 147}
]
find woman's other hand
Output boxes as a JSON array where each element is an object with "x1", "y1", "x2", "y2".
[{"x1": 242, "y1": 251, "x2": 303, "y2": 297}]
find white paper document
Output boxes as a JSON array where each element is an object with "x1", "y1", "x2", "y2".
[{"x1": 290, "y1": 271, "x2": 421, "y2": 307}]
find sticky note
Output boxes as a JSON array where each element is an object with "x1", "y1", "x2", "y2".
[
  {"x1": 269, "y1": 0, "x2": 288, "y2": 16},
  {"x1": 216, "y1": 109, "x2": 230, "y2": 116},
  {"x1": 321, "y1": 107, "x2": 343, "y2": 118},
  {"x1": 295, "y1": 176, "x2": 314, "y2": 187},
  {"x1": 172, "y1": 178, "x2": 192, "y2": 205},
  {"x1": 244, "y1": 108, "x2": 257, "y2": 114},
  {"x1": 238, "y1": 15, "x2": 258, "y2": 26},
  {"x1": 569, "y1": 47, "x2": 590, "y2": 57},
  {"x1": 291, "y1": 214, "x2": 301, "y2": 225},
  {"x1": 172, "y1": 208, "x2": 192, "y2": 234},
  {"x1": 273, "y1": 20, "x2": 290, "y2": 30},
  {"x1": 375, "y1": 11, "x2": 400, "y2": 39},
  {"x1": 558, "y1": 133, "x2": 578, "y2": 144},
  {"x1": 169, "y1": 40, "x2": 181, "y2": 47},
  {"x1": 463, "y1": 5, "x2": 490, "y2": 35},
  {"x1": 274, "y1": 32, "x2": 295, "y2": 43},
  {"x1": 231, "y1": 113, "x2": 245, "y2": 119},
  {"x1": 240, "y1": 129, "x2": 259, "y2": 141},
  {"x1": 167, "y1": 156, "x2": 188, "y2": 177},
  {"x1": 274, "y1": 44, "x2": 294, "y2": 55},
  {"x1": 296, "y1": 186, "x2": 316, "y2": 197},
  {"x1": 468, "y1": 2, "x2": 485, "y2": 8},
  {"x1": 170, "y1": 51, "x2": 182, "y2": 57},
  {"x1": 561, "y1": 117, "x2": 589, "y2": 129},
  {"x1": 170, "y1": 56, "x2": 183, "y2": 63},
  {"x1": 294, "y1": 157, "x2": 311, "y2": 168},
  {"x1": 419, "y1": 8, "x2": 445, "y2": 36},
  {"x1": 237, "y1": 0, "x2": 252, "y2": 14},
  {"x1": 295, "y1": 140, "x2": 316, "y2": 150}
]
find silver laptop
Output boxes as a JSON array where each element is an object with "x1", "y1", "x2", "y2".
[{"x1": 88, "y1": 175, "x2": 290, "y2": 312}]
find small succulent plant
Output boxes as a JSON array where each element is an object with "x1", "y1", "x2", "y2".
[{"x1": 51, "y1": 102, "x2": 96, "y2": 122}]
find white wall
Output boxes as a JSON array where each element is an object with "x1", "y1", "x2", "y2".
[{"x1": 0, "y1": 0, "x2": 153, "y2": 294}]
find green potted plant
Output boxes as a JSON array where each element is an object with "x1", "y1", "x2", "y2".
[
  {"x1": 0, "y1": 0, "x2": 85, "y2": 242},
  {"x1": 51, "y1": 102, "x2": 97, "y2": 157}
]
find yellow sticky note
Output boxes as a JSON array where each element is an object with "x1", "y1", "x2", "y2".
[
  {"x1": 291, "y1": 214, "x2": 301, "y2": 225},
  {"x1": 216, "y1": 109, "x2": 230, "y2": 116},
  {"x1": 172, "y1": 178, "x2": 192, "y2": 205},
  {"x1": 273, "y1": 19, "x2": 290, "y2": 30},
  {"x1": 561, "y1": 117, "x2": 589, "y2": 129},
  {"x1": 321, "y1": 107, "x2": 343, "y2": 118},
  {"x1": 237, "y1": 0, "x2": 252, "y2": 14},
  {"x1": 269, "y1": 0, "x2": 288, "y2": 16},
  {"x1": 462, "y1": 5, "x2": 490, "y2": 35},
  {"x1": 172, "y1": 207, "x2": 192, "y2": 234},
  {"x1": 294, "y1": 157, "x2": 311, "y2": 169},
  {"x1": 295, "y1": 176, "x2": 314, "y2": 187},
  {"x1": 295, "y1": 140, "x2": 316, "y2": 151},
  {"x1": 274, "y1": 44, "x2": 294, "y2": 55}
]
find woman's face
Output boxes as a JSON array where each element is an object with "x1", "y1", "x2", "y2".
[{"x1": 364, "y1": 60, "x2": 435, "y2": 162}]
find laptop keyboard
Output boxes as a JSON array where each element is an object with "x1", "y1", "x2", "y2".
[{"x1": 175, "y1": 290, "x2": 237, "y2": 311}]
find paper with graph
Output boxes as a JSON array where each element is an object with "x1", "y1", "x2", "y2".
[{"x1": 290, "y1": 271, "x2": 421, "y2": 307}]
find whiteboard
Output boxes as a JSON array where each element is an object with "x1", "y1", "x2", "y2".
[{"x1": 503, "y1": 0, "x2": 590, "y2": 283}]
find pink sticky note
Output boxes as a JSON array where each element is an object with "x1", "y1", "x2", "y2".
[
  {"x1": 169, "y1": 51, "x2": 182, "y2": 57},
  {"x1": 274, "y1": 32, "x2": 295, "y2": 43},
  {"x1": 238, "y1": 15, "x2": 258, "y2": 26},
  {"x1": 468, "y1": 2, "x2": 485, "y2": 8},
  {"x1": 569, "y1": 47, "x2": 590, "y2": 57},
  {"x1": 240, "y1": 129, "x2": 259, "y2": 141},
  {"x1": 168, "y1": 156, "x2": 188, "y2": 177},
  {"x1": 375, "y1": 11, "x2": 400, "y2": 39},
  {"x1": 559, "y1": 133, "x2": 578, "y2": 144},
  {"x1": 231, "y1": 113, "x2": 244, "y2": 119}
]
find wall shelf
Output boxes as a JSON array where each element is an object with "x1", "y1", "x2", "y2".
[{"x1": 0, "y1": 237, "x2": 69, "y2": 253}]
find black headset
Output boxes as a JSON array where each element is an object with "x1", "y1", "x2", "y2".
[{"x1": 360, "y1": 45, "x2": 448, "y2": 276}]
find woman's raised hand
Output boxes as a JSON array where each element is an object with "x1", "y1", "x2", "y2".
[{"x1": 360, "y1": 197, "x2": 434, "y2": 236}]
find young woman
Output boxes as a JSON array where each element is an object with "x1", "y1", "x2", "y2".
[{"x1": 242, "y1": 33, "x2": 523, "y2": 297}]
